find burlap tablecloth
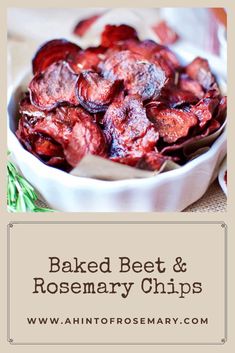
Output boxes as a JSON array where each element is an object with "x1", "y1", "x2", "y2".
[
  {"x1": 184, "y1": 180, "x2": 226, "y2": 212},
  {"x1": 36, "y1": 180, "x2": 226, "y2": 212}
]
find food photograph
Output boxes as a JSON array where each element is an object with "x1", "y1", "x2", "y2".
[{"x1": 7, "y1": 8, "x2": 227, "y2": 212}]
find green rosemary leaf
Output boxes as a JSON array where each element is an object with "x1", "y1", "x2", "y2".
[
  {"x1": 23, "y1": 194, "x2": 37, "y2": 211},
  {"x1": 34, "y1": 207, "x2": 55, "y2": 212},
  {"x1": 7, "y1": 155, "x2": 55, "y2": 213},
  {"x1": 16, "y1": 193, "x2": 27, "y2": 212}
]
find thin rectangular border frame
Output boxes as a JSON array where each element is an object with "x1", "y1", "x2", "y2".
[{"x1": 7, "y1": 221, "x2": 228, "y2": 346}]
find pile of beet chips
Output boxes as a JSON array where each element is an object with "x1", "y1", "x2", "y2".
[{"x1": 16, "y1": 24, "x2": 227, "y2": 173}]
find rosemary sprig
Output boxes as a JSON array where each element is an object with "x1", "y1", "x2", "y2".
[{"x1": 7, "y1": 158, "x2": 54, "y2": 212}]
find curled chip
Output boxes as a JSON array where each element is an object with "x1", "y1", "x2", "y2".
[
  {"x1": 73, "y1": 14, "x2": 101, "y2": 37},
  {"x1": 161, "y1": 119, "x2": 221, "y2": 155},
  {"x1": 64, "y1": 119, "x2": 107, "y2": 167},
  {"x1": 32, "y1": 39, "x2": 81, "y2": 75},
  {"x1": 186, "y1": 57, "x2": 216, "y2": 90},
  {"x1": 216, "y1": 96, "x2": 227, "y2": 123},
  {"x1": 68, "y1": 46, "x2": 107, "y2": 73},
  {"x1": 19, "y1": 95, "x2": 46, "y2": 119},
  {"x1": 136, "y1": 152, "x2": 174, "y2": 171},
  {"x1": 101, "y1": 50, "x2": 166, "y2": 100},
  {"x1": 29, "y1": 61, "x2": 79, "y2": 110},
  {"x1": 150, "y1": 108, "x2": 198, "y2": 143},
  {"x1": 190, "y1": 97, "x2": 219, "y2": 128},
  {"x1": 76, "y1": 70, "x2": 119, "y2": 113},
  {"x1": 179, "y1": 74, "x2": 204, "y2": 99},
  {"x1": 160, "y1": 86, "x2": 199, "y2": 108},
  {"x1": 103, "y1": 94, "x2": 159, "y2": 157},
  {"x1": 152, "y1": 20, "x2": 179, "y2": 45},
  {"x1": 33, "y1": 106, "x2": 92, "y2": 147},
  {"x1": 101, "y1": 24, "x2": 138, "y2": 48}
]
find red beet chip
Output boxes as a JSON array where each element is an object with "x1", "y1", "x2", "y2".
[
  {"x1": 111, "y1": 152, "x2": 174, "y2": 171},
  {"x1": 32, "y1": 39, "x2": 81, "y2": 75},
  {"x1": 216, "y1": 96, "x2": 227, "y2": 123},
  {"x1": 19, "y1": 95, "x2": 46, "y2": 120},
  {"x1": 33, "y1": 106, "x2": 89, "y2": 147},
  {"x1": 16, "y1": 113, "x2": 65, "y2": 163},
  {"x1": 151, "y1": 108, "x2": 198, "y2": 143},
  {"x1": 101, "y1": 24, "x2": 138, "y2": 48},
  {"x1": 160, "y1": 86, "x2": 199, "y2": 108},
  {"x1": 29, "y1": 61, "x2": 79, "y2": 111},
  {"x1": 32, "y1": 106, "x2": 107, "y2": 167},
  {"x1": 136, "y1": 152, "x2": 173, "y2": 171},
  {"x1": 103, "y1": 94, "x2": 159, "y2": 157},
  {"x1": 115, "y1": 39, "x2": 180, "y2": 77},
  {"x1": 73, "y1": 14, "x2": 101, "y2": 37},
  {"x1": 179, "y1": 74, "x2": 204, "y2": 99},
  {"x1": 146, "y1": 100, "x2": 167, "y2": 122},
  {"x1": 68, "y1": 46, "x2": 107, "y2": 73},
  {"x1": 152, "y1": 20, "x2": 179, "y2": 45},
  {"x1": 64, "y1": 119, "x2": 107, "y2": 167},
  {"x1": 186, "y1": 57, "x2": 215, "y2": 91},
  {"x1": 33, "y1": 135, "x2": 64, "y2": 157},
  {"x1": 190, "y1": 97, "x2": 219, "y2": 128},
  {"x1": 161, "y1": 118, "x2": 221, "y2": 155},
  {"x1": 76, "y1": 70, "x2": 119, "y2": 113},
  {"x1": 101, "y1": 50, "x2": 166, "y2": 100},
  {"x1": 110, "y1": 155, "x2": 141, "y2": 167}
]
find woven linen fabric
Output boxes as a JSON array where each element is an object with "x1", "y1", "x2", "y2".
[{"x1": 184, "y1": 180, "x2": 227, "y2": 212}]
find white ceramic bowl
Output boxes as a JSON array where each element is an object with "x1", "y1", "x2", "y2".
[{"x1": 7, "y1": 47, "x2": 227, "y2": 212}]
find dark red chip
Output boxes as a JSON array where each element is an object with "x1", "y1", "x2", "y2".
[
  {"x1": 216, "y1": 96, "x2": 227, "y2": 123},
  {"x1": 101, "y1": 24, "x2": 138, "y2": 48},
  {"x1": 161, "y1": 118, "x2": 221, "y2": 155},
  {"x1": 179, "y1": 73, "x2": 204, "y2": 99},
  {"x1": 46, "y1": 156, "x2": 69, "y2": 169},
  {"x1": 186, "y1": 57, "x2": 215, "y2": 90},
  {"x1": 76, "y1": 70, "x2": 119, "y2": 113},
  {"x1": 101, "y1": 50, "x2": 166, "y2": 100},
  {"x1": 30, "y1": 106, "x2": 107, "y2": 167},
  {"x1": 33, "y1": 135, "x2": 64, "y2": 157},
  {"x1": 152, "y1": 20, "x2": 179, "y2": 45},
  {"x1": 32, "y1": 106, "x2": 88, "y2": 147},
  {"x1": 190, "y1": 97, "x2": 219, "y2": 128},
  {"x1": 111, "y1": 152, "x2": 175, "y2": 171},
  {"x1": 73, "y1": 14, "x2": 101, "y2": 37},
  {"x1": 103, "y1": 94, "x2": 159, "y2": 157},
  {"x1": 112, "y1": 39, "x2": 180, "y2": 77},
  {"x1": 29, "y1": 61, "x2": 79, "y2": 111},
  {"x1": 64, "y1": 119, "x2": 107, "y2": 167},
  {"x1": 150, "y1": 108, "x2": 198, "y2": 143},
  {"x1": 136, "y1": 152, "x2": 173, "y2": 171},
  {"x1": 160, "y1": 86, "x2": 199, "y2": 108},
  {"x1": 19, "y1": 95, "x2": 46, "y2": 120},
  {"x1": 68, "y1": 46, "x2": 107, "y2": 73},
  {"x1": 32, "y1": 39, "x2": 81, "y2": 75}
]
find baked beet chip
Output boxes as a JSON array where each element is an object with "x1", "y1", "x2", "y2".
[
  {"x1": 73, "y1": 14, "x2": 101, "y2": 37},
  {"x1": 101, "y1": 24, "x2": 138, "y2": 48},
  {"x1": 149, "y1": 108, "x2": 198, "y2": 144},
  {"x1": 29, "y1": 61, "x2": 79, "y2": 110},
  {"x1": 101, "y1": 50, "x2": 166, "y2": 100},
  {"x1": 16, "y1": 23, "x2": 226, "y2": 173},
  {"x1": 103, "y1": 94, "x2": 159, "y2": 158},
  {"x1": 152, "y1": 20, "x2": 179, "y2": 45},
  {"x1": 32, "y1": 39, "x2": 81, "y2": 75},
  {"x1": 76, "y1": 71, "x2": 119, "y2": 113}
]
